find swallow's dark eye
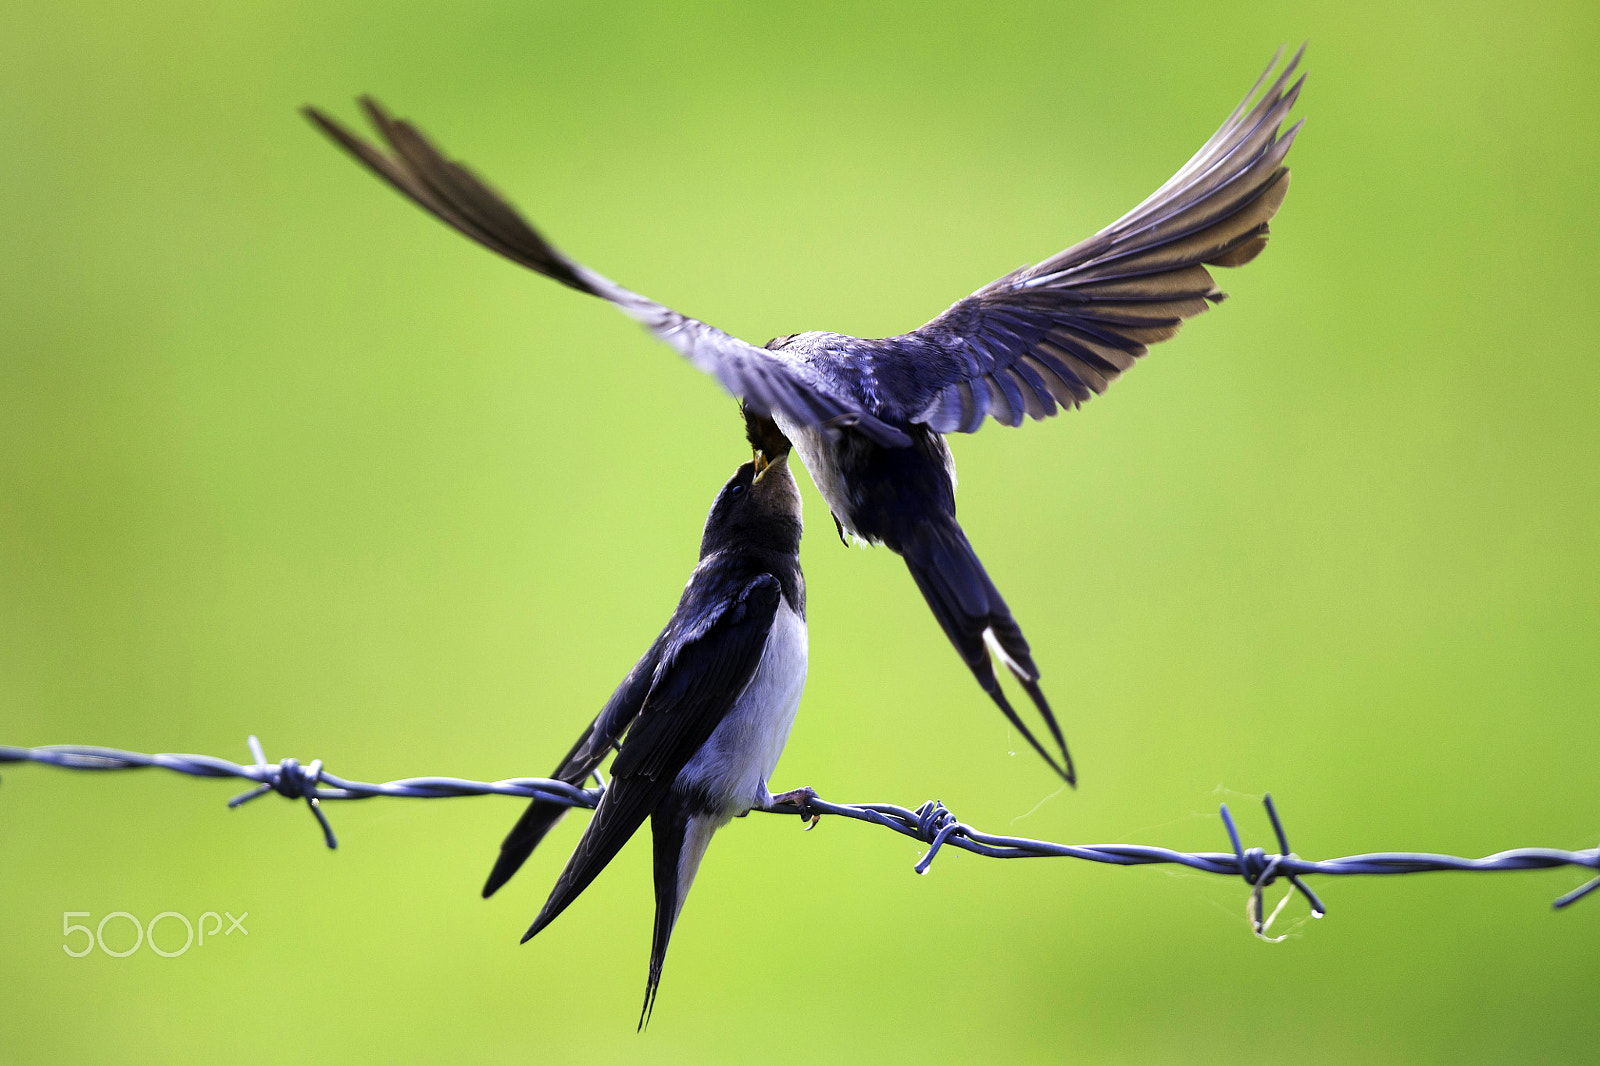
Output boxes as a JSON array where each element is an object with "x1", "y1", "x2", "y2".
[{"x1": 729, "y1": 484, "x2": 746, "y2": 497}]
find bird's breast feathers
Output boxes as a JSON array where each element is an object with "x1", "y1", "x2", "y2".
[
  {"x1": 771, "y1": 413, "x2": 856, "y2": 531},
  {"x1": 772, "y1": 412, "x2": 959, "y2": 545},
  {"x1": 677, "y1": 598, "x2": 808, "y2": 816}
]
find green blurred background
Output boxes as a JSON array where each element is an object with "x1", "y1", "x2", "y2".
[{"x1": 3, "y1": 0, "x2": 1597, "y2": 1061}]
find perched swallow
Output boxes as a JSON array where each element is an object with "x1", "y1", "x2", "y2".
[
  {"x1": 305, "y1": 48, "x2": 1303, "y2": 784},
  {"x1": 485, "y1": 427, "x2": 809, "y2": 1027}
]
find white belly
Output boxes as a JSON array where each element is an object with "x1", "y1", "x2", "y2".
[
  {"x1": 771, "y1": 414, "x2": 856, "y2": 535},
  {"x1": 677, "y1": 600, "x2": 808, "y2": 815}
]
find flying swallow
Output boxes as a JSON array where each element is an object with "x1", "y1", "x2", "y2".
[
  {"x1": 485, "y1": 423, "x2": 810, "y2": 1027},
  {"x1": 305, "y1": 48, "x2": 1304, "y2": 785}
]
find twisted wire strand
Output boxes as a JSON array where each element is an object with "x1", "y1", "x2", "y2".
[{"x1": 3, "y1": 737, "x2": 1597, "y2": 930}]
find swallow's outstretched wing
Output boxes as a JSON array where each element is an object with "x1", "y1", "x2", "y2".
[
  {"x1": 481, "y1": 640, "x2": 663, "y2": 899},
  {"x1": 806, "y1": 46, "x2": 1303, "y2": 431},
  {"x1": 519, "y1": 571, "x2": 781, "y2": 943},
  {"x1": 303, "y1": 101, "x2": 910, "y2": 448}
]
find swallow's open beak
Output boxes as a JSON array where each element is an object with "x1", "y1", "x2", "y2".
[{"x1": 752, "y1": 450, "x2": 770, "y2": 478}]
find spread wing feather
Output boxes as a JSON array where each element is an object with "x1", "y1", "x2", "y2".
[
  {"x1": 481, "y1": 640, "x2": 663, "y2": 899},
  {"x1": 841, "y1": 46, "x2": 1304, "y2": 431},
  {"x1": 309, "y1": 48, "x2": 1303, "y2": 449},
  {"x1": 304, "y1": 101, "x2": 910, "y2": 448}
]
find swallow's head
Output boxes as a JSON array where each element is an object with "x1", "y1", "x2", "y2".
[
  {"x1": 701, "y1": 448, "x2": 802, "y2": 559},
  {"x1": 742, "y1": 402, "x2": 793, "y2": 475}
]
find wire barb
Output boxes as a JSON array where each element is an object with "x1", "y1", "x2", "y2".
[
  {"x1": 225, "y1": 737, "x2": 338, "y2": 848},
  {"x1": 4, "y1": 738, "x2": 1599, "y2": 923},
  {"x1": 912, "y1": 801, "x2": 966, "y2": 874},
  {"x1": 1552, "y1": 859, "x2": 1600, "y2": 910},
  {"x1": 1220, "y1": 796, "x2": 1323, "y2": 939},
  {"x1": 0, "y1": 736, "x2": 600, "y2": 852}
]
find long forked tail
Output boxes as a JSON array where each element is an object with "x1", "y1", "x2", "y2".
[
  {"x1": 901, "y1": 521, "x2": 1076, "y2": 784},
  {"x1": 640, "y1": 793, "x2": 718, "y2": 1030}
]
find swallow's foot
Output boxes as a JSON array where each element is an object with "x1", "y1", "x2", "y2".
[{"x1": 768, "y1": 786, "x2": 821, "y2": 830}]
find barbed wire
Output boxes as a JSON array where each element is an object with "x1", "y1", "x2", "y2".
[{"x1": 3, "y1": 736, "x2": 1596, "y2": 937}]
